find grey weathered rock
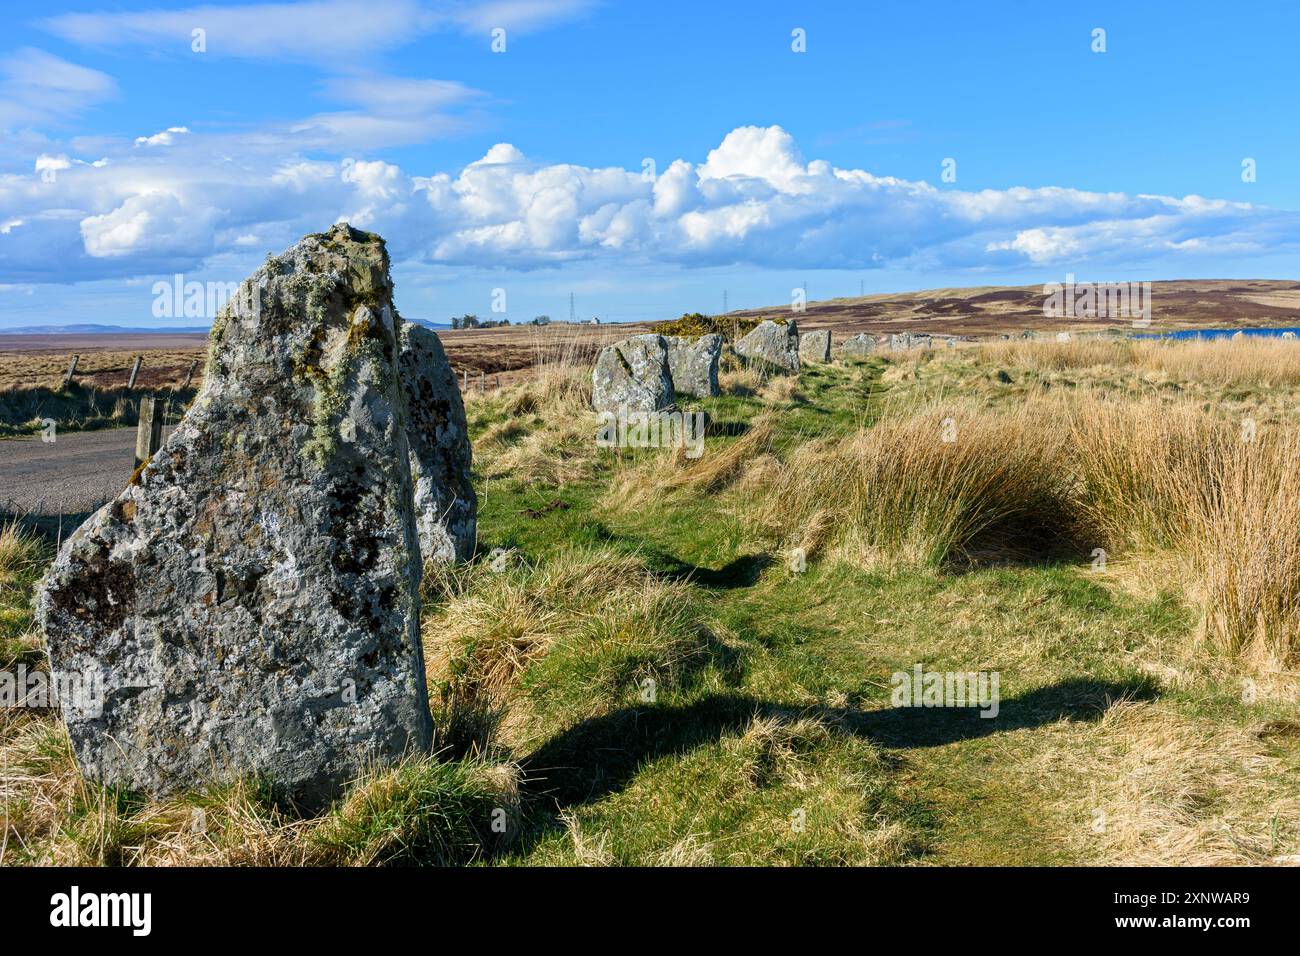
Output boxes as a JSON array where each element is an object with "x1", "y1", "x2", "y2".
[
  {"x1": 398, "y1": 321, "x2": 476, "y2": 563},
  {"x1": 37, "y1": 224, "x2": 433, "y2": 808},
  {"x1": 798, "y1": 330, "x2": 831, "y2": 363},
  {"x1": 889, "y1": 332, "x2": 933, "y2": 351},
  {"x1": 663, "y1": 334, "x2": 722, "y2": 398},
  {"x1": 838, "y1": 332, "x2": 877, "y2": 356},
  {"x1": 735, "y1": 319, "x2": 800, "y2": 372},
  {"x1": 591, "y1": 334, "x2": 675, "y2": 413}
]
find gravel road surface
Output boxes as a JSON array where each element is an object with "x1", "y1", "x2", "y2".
[{"x1": 0, "y1": 428, "x2": 168, "y2": 516}]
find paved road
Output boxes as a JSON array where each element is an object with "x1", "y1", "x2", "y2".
[{"x1": 0, "y1": 428, "x2": 165, "y2": 516}]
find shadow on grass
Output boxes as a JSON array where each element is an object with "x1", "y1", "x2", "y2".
[
  {"x1": 520, "y1": 676, "x2": 1157, "y2": 812},
  {"x1": 586, "y1": 521, "x2": 773, "y2": 590},
  {"x1": 652, "y1": 552, "x2": 773, "y2": 590}
]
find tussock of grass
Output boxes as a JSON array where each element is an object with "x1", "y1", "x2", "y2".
[
  {"x1": 1193, "y1": 430, "x2": 1300, "y2": 670},
  {"x1": 309, "y1": 757, "x2": 519, "y2": 866},
  {"x1": 665, "y1": 415, "x2": 777, "y2": 494},
  {"x1": 746, "y1": 400, "x2": 1078, "y2": 569},
  {"x1": 0, "y1": 522, "x2": 49, "y2": 668},
  {"x1": 424, "y1": 547, "x2": 725, "y2": 753},
  {"x1": 1067, "y1": 395, "x2": 1235, "y2": 553}
]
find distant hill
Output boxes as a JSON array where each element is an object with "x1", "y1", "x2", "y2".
[{"x1": 724, "y1": 279, "x2": 1300, "y2": 337}]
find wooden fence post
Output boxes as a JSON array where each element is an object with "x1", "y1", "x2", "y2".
[
  {"x1": 134, "y1": 395, "x2": 163, "y2": 467},
  {"x1": 478, "y1": 370, "x2": 485, "y2": 393},
  {"x1": 61, "y1": 354, "x2": 80, "y2": 390},
  {"x1": 462, "y1": 369, "x2": 468, "y2": 393},
  {"x1": 127, "y1": 355, "x2": 143, "y2": 390},
  {"x1": 181, "y1": 359, "x2": 197, "y2": 391}
]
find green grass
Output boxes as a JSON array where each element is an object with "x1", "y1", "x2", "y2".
[
  {"x1": 0, "y1": 524, "x2": 49, "y2": 669},
  {"x1": 4, "y1": 347, "x2": 1299, "y2": 866}
]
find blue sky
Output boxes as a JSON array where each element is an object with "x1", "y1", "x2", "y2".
[{"x1": 1, "y1": 0, "x2": 1298, "y2": 329}]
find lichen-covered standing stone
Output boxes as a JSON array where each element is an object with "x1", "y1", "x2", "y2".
[
  {"x1": 663, "y1": 334, "x2": 722, "y2": 398},
  {"x1": 398, "y1": 321, "x2": 476, "y2": 562},
  {"x1": 889, "y1": 332, "x2": 933, "y2": 351},
  {"x1": 838, "y1": 333, "x2": 877, "y2": 356},
  {"x1": 591, "y1": 333, "x2": 675, "y2": 413},
  {"x1": 798, "y1": 330, "x2": 831, "y2": 363},
  {"x1": 735, "y1": 319, "x2": 800, "y2": 372},
  {"x1": 37, "y1": 224, "x2": 433, "y2": 807}
]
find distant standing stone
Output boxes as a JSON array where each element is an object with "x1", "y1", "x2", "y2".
[
  {"x1": 399, "y1": 321, "x2": 476, "y2": 563},
  {"x1": 889, "y1": 332, "x2": 932, "y2": 351},
  {"x1": 838, "y1": 332, "x2": 877, "y2": 356},
  {"x1": 663, "y1": 334, "x2": 722, "y2": 398},
  {"x1": 735, "y1": 319, "x2": 800, "y2": 372},
  {"x1": 798, "y1": 329, "x2": 831, "y2": 363},
  {"x1": 38, "y1": 224, "x2": 434, "y2": 808},
  {"x1": 592, "y1": 333, "x2": 676, "y2": 413}
]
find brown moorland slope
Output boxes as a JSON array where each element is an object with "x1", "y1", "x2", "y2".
[{"x1": 724, "y1": 278, "x2": 1300, "y2": 337}]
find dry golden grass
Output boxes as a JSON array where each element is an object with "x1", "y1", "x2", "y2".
[
  {"x1": 983, "y1": 335, "x2": 1300, "y2": 389},
  {"x1": 0, "y1": 347, "x2": 206, "y2": 391},
  {"x1": 1193, "y1": 429, "x2": 1300, "y2": 670},
  {"x1": 0, "y1": 522, "x2": 45, "y2": 581},
  {"x1": 1046, "y1": 702, "x2": 1300, "y2": 866},
  {"x1": 1066, "y1": 394, "x2": 1236, "y2": 553},
  {"x1": 745, "y1": 398, "x2": 1077, "y2": 569},
  {"x1": 472, "y1": 358, "x2": 598, "y2": 485}
]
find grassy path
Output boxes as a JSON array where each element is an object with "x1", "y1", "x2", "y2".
[{"x1": 463, "y1": 357, "x2": 1298, "y2": 866}]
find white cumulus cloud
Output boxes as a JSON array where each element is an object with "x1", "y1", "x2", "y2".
[{"x1": 2, "y1": 124, "x2": 1299, "y2": 284}]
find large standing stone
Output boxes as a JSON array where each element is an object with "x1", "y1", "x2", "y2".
[
  {"x1": 37, "y1": 224, "x2": 433, "y2": 808},
  {"x1": 663, "y1": 334, "x2": 721, "y2": 398},
  {"x1": 889, "y1": 332, "x2": 932, "y2": 351},
  {"x1": 591, "y1": 334, "x2": 675, "y2": 414},
  {"x1": 735, "y1": 319, "x2": 800, "y2": 372},
  {"x1": 838, "y1": 333, "x2": 877, "y2": 356},
  {"x1": 398, "y1": 321, "x2": 476, "y2": 563},
  {"x1": 798, "y1": 330, "x2": 831, "y2": 363}
]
